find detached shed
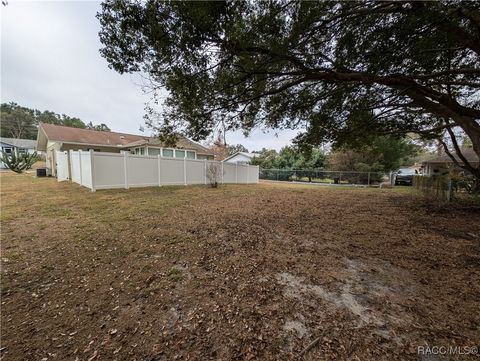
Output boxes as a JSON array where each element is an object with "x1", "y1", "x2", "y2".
[{"x1": 223, "y1": 152, "x2": 258, "y2": 164}]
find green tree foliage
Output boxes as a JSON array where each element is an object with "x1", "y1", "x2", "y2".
[
  {"x1": 97, "y1": 1, "x2": 480, "y2": 178},
  {"x1": 328, "y1": 136, "x2": 420, "y2": 173},
  {"x1": 86, "y1": 121, "x2": 111, "y2": 132},
  {"x1": 228, "y1": 144, "x2": 248, "y2": 156},
  {"x1": 462, "y1": 134, "x2": 473, "y2": 149},
  {"x1": 252, "y1": 135, "x2": 415, "y2": 174},
  {"x1": 0, "y1": 151, "x2": 38, "y2": 173},
  {"x1": 0, "y1": 102, "x2": 110, "y2": 139},
  {"x1": 0, "y1": 103, "x2": 37, "y2": 139},
  {"x1": 251, "y1": 146, "x2": 326, "y2": 182},
  {"x1": 250, "y1": 148, "x2": 279, "y2": 169},
  {"x1": 251, "y1": 146, "x2": 325, "y2": 170}
]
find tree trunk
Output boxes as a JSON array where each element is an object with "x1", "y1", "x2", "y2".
[
  {"x1": 451, "y1": 115, "x2": 480, "y2": 161},
  {"x1": 452, "y1": 118, "x2": 480, "y2": 185},
  {"x1": 471, "y1": 168, "x2": 480, "y2": 193}
]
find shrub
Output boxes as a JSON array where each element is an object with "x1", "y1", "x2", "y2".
[
  {"x1": 1, "y1": 151, "x2": 38, "y2": 173},
  {"x1": 206, "y1": 163, "x2": 223, "y2": 188}
]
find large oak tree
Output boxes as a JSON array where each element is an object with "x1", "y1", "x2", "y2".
[{"x1": 97, "y1": 0, "x2": 480, "y2": 178}]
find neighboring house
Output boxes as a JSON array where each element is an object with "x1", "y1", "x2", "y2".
[
  {"x1": 0, "y1": 137, "x2": 38, "y2": 169},
  {"x1": 36, "y1": 123, "x2": 214, "y2": 176},
  {"x1": 421, "y1": 148, "x2": 479, "y2": 176},
  {"x1": 224, "y1": 152, "x2": 258, "y2": 164}
]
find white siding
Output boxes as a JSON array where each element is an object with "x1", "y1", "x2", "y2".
[{"x1": 224, "y1": 153, "x2": 254, "y2": 164}]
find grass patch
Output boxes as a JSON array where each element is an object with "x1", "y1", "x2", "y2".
[
  {"x1": 1, "y1": 171, "x2": 479, "y2": 361},
  {"x1": 167, "y1": 267, "x2": 183, "y2": 282}
]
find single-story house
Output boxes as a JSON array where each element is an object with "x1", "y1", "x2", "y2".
[
  {"x1": 0, "y1": 137, "x2": 38, "y2": 169},
  {"x1": 223, "y1": 152, "x2": 258, "y2": 164},
  {"x1": 36, "y1": 123, "x2": 214, "y2": 176},
  {"x1": 421, "y1": 148, "x2": 479, "y2": 176}
]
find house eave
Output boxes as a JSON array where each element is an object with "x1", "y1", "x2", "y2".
[{"x1": 57, "y1": 141, "x2": 128, "y2": 149}]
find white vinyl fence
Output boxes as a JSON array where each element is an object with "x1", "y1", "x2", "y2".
[
  {"x1": 55, "y1": 151, "x2": 69, "y2": 181},
  {"x1": 62, "y1": 150, "x2": 259, "y2": 191}
]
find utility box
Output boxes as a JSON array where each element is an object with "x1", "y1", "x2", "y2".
[{"x1": 36, "y1": 168, "x2": 47, "y2": 177}]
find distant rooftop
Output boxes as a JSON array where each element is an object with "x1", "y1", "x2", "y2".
[
  {"x1": 422, "y1": 148, "x2": 479, "y2": 164},
  {"x1": 224, "y1": 152, "x2": 259, "y2": 162},
  {"x1": 38, "y1": 123, "x2": 145, "y2": 149},
  {"x1": 0, "y1": 137, "x2": 37, "y2": 149},
  {"x1": 37, "y1": 123, "x2": 213, "y2": 155}
]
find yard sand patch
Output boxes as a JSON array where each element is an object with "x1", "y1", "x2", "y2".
[
  {"x1": 275, "y1": 258, "x2": 416, "y2": 344},
  {"x1": 1, "y1": 173, "x2": 479, "y2": 360}
]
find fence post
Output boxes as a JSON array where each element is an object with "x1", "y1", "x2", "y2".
[
  {"x1": 69, "y1": 150, "x2": 73, "y2": 182},
  {"x1": 78, "y1": 150, "x2": 83, "y2": 186},
  {"x1": 157, "y1": 154, "x2": 162, "y2": 187},
  {"x1": 183, "y1": 157, "x2": 187, "y2": 185},
  {"x1": 204, "y1": 159, "x2": 207, "y2": 185},
  {"x1": 236, "y1": 162, "x2": 238, "y2": 183},
  {"x1": 447, "y1": 178, "x2": 452, "y2": 202},
  {"x1": 221, "y1": 162, "x2": 224, "y2": 184},
  {"x1": 367, "y1": 172, "x2": 371, "y2": 186},
  {"x1": 123, "y1": 152, "x2": 129, "y2": 189},
  {"x1": 89, "y1": 149, "x2": 96, "y2": 192}
]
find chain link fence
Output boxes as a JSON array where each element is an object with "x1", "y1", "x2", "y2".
[
  {"x1": 259, "y1": 168, "x2": 387, "y2": 186},
  {"x1": 413, "y1": 175, "x2": 452, "y2": 202},
  {"x1": 413, "y1": 175, "x2": 478, "y2": 202}
]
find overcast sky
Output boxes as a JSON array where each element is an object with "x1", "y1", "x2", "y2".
[{"x1": 1, "y1": 0, "x2": 300, "y2": 151}]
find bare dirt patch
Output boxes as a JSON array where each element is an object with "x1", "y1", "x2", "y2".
[{"x1": 1, "y1": 173, "x2": 479, "y2": 360}]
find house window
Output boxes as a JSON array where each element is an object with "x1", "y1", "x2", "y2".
[
  {"x1": 3, "y1": 147, "x2": 12, "y2": 154},
  {"x1": 162, "y1": 149, "x2": 174, "y2": 157},
  {"x1": 18, "y1": 149, "x2": 27, "y2": 154},
  {"x1": 186, "y1": 151, "x2": 196, "y2": 159},
  {"x1": 148, "y1": 148, "x2": 160, "y2": 156},
  {"x1": 175, "y1": 150, "x2": 185, "y2": 158}
]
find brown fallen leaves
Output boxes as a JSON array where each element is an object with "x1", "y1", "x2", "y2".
[{"x1": 1, "y1": 173, "x2": 479, "y2": 360}]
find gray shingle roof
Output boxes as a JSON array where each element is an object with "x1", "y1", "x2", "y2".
[
  {"x1": 422, "y1": 148, "x2": 479, "y2": 164},
  {"x1": 38, "y1": 123, "x2": 213, "y2": 155},
  {"x1": 123, "y1": 137, "x2": 213, "y2": 155},
  {"x1": 0, "y1": 137, "x2": 37, "y2": 149}
]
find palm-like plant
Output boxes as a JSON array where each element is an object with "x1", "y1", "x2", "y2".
[{"x1": 1, "y1": 151, "x2": 38, "y2": 173}]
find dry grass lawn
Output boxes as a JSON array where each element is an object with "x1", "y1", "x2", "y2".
[{"x1": 1, "y1": 170, "x2": 479, "y2": 360}]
